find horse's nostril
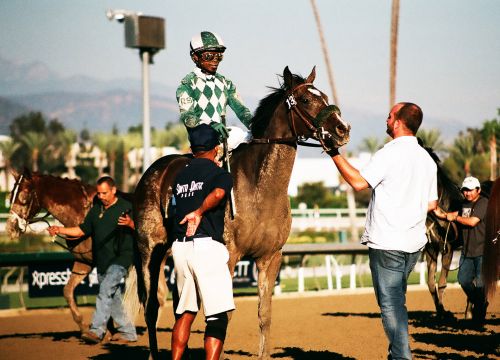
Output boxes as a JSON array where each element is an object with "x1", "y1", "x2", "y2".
[{"x1": 335, "y1": 125, "x2": 345, "y2": 137}]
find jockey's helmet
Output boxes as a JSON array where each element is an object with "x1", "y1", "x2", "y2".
[{"x1": 190, "y1": 31, "x2": 226, "y2": 55}]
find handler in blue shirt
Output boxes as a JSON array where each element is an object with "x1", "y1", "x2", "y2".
[{"x1": 170, "y1": 124, "x2": 234, "y2": 360}]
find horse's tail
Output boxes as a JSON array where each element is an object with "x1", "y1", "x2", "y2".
[{"x1": 123, "y1": 266, "x2": 143, "y2": 323}]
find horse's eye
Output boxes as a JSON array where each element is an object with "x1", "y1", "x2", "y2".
[
  {"x1": 301, "y1": 97, "x2": 309, "y2": 104},
  {"x1": 18, "y1": 191, "x2": 29, "y2": 204}
]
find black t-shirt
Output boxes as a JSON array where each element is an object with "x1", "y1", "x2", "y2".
[
  {"x1": 461, "y1": 196, "x2": 488, "y2": 257},
  {"x1": 173, "y1": 158, "x2": 233, "y2": 243},
  {"x1": 79, "y1": 197, "x2": 134, "y2": 273}
]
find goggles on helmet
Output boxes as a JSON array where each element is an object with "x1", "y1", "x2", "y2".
[{"x1": 199, "y1": 52, "x2": 224, "y2": 62}]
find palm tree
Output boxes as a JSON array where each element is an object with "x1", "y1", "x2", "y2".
[
  {"x1": 157, "y1": 124, "x2": 190, "y2": 151},
  {"x1": 0, "y1": 139, "x2": 21, "y2": 191},
  {"x1": 93, "y1": 133, "x2": 121, "y2": 178},
  {"x1": 389, "y1": 0, "x2": 400, "y2": 109},
  {"x1": 46, "y1": 129, "x2": 77, "y2": 174},
  {"x1": 20, "y1": 131, "x2": 47, "y2": 172},
  {"x1": 121, "y1": 132, "x2": 142, "y2": 191},
  {"x1": 309, "y1": 0, "x2": 339, "y2": 106},
  {"x1": 359, "y1": 136, "x2": 382, "y2": 154},
  {"x1": 480, "y1": 116, "x2": 499, "y2": 180},
  {"x1": 450, "y1": 133, "x2": 475, "y2": 176},
  {"x1": 416, "y1": 129, "x2": 446, "y2": 152}
]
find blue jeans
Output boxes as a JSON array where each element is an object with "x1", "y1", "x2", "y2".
[
  {"x1": 90, "y1": 264, "x2": 137, "y2": 340},
  {"x1": 458, "y1": 254, "x2": 485, "y2": 306},
  {"x1": 369, "y1": 248, "x2": 420, "y2": 360}
]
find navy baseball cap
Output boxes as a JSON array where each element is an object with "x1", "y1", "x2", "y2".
[{"x1": 188, "y1": 124, "x2": 220, "y2": 152}]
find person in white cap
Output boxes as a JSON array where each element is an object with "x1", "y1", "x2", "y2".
[
  {"x1": 441, "y1": 176, "x2": 489, "y2": 325},
  {"x1": 176, "y1": 31, "x2": 253, "y2": 142}
]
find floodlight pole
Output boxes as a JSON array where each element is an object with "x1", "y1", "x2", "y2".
[
  {"x1": 141, "y1": 50, "x2": 152, "y2": 170},
  {"x1": 107, "y1": 10, "x2": 165, "y2": 173}
]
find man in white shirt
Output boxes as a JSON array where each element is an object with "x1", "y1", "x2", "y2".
[{"x1": 325, "y1": 102, "x2": 438, "y2": 359}]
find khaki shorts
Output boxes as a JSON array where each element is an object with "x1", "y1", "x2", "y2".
[{"x1": 172, "y1": 237, "x2": 235, "y2": 316}]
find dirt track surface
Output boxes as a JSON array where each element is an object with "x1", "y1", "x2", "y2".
[{"x1": 0, "y1": 286, "x2": 498, "y2": 359}]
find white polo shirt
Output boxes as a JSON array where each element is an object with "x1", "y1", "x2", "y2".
[{"x1": 360, "y1": 136, "x2": 438, "y2": 252}]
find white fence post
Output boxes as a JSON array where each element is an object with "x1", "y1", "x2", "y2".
[
  {"x1": 349, "y1": 264, "x2": 356, "y2": 289},
  {"x1": 419, "y1": 262, "x2": 426, "y2": 286},
  {"x1": 298, "y1": 267, "x2": 305, "y2": 293},
  {"x1": 325, "y1": 255, "x2": 333, "y2": 290}
]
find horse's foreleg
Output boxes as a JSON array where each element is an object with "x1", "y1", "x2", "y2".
[
  {"x1": 425, "y1": 250, "x2": 443, "y2": 313},
  {"x1": 256, "y1": 251, "x2": 282, "y2": 360},
  {"x1": 437, "y1": 247, "x2": 454, "y2": 313},
  {"x1": 64, "y1": 262, "x2": 92, "y2": 333}
]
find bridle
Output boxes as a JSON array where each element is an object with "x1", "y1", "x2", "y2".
[
  {"x1": 9, "y1": 174, "x2": 93, "y2": 249},
  {"x1": 251, "y1": 82, "x2": 341, "y2": 151}
]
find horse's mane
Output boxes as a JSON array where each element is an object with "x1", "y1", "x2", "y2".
[
  {"x1": 251, "y1": 74, "x2": 306, "y2": 138},
  {"x1": 422, "y1": 146, "x2": 462, "y2": 212}
]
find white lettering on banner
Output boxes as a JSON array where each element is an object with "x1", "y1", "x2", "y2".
[
  {"x1": 233, "y1": 260, "x2": 250, "y2": 277},
  {"x1": 32, "y1": 268, "x2": 72, "y2": 289},
  {"x1": 31, "y1": 267, "x2": 107, "y2": 290}
]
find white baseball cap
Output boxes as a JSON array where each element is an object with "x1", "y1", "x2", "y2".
[{"x1": 461, "y1": 176, "x2": 481, "y2": 190}]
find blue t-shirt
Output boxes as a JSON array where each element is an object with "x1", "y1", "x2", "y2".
[{"x1": 173, "y1": 158, "x2": 233, "y2": 243}]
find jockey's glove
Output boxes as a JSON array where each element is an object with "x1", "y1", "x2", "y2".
[{"x1": 210, "y1": 122, "x2": 230, "y2": 140}]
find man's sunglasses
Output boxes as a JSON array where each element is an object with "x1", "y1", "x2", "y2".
[{"x1": 200, "y1": 52, "x2": 224, "y2": 62}]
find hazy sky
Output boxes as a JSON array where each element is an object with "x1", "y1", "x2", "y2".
[{"x1": 1, "y1": 0, "x2": 499, "y2": 145}]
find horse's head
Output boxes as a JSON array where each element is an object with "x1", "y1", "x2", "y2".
[
  {"x1": 6, "y1": 169, "x2": 42, "y2": 239},
  {"x1": 282, "y1": 66, "x2": 350, "y2": 150}
]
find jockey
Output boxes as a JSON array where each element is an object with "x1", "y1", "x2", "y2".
[{"x1": 176, "y1": 31, "x2": 253, "y2": 142}]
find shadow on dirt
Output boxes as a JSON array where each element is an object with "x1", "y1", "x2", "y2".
[
  {"x1": 322, "y1": 309, "x2": 499, "y2": 359},
  {"x1": 272, "y1": 347, "x2": 355, "y2": 359}
]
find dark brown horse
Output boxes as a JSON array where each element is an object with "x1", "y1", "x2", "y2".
[
  {"x1": 6, "y1": 170, "x2": 96, "y2": 332},
  {"x1": 423, "y1": 147, "x2": 463, "y2": 315},
  {"x1": 482, "y1": 177, "x2": 500, "y2": 303},
  {"x1": 131, "y1": 67, "x2": 350, "y2": 359}
]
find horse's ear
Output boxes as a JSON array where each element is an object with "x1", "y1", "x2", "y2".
[
  {"x1": 305, "y1": 66, "x2": 316, "y2": 84},
  {"x1": 23, "y1": 167, "x2": 32, "y2": 179},
  {"x1": 283, "y1": 66, "x2": 293, "y2": 89}
]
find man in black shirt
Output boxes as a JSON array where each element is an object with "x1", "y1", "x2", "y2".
[
  {"x1": 171, "y1": 124, "x2": 234, "y2": 360},
  {"x1": 48, "y1": 176, "x2": 137, "y2": 344}
]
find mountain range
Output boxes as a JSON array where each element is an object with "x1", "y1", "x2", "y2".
[{"x1": 0, "y1": 55, "x2": 466, "y2": 152}]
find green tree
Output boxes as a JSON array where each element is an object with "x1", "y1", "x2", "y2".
[
  {"x1": 416, "y1": 128, "x2": 446, "y2": 153},
  {"x1": 358, "y1": 136, "x2": 382, "y2": 154},
  {"x1": 0, "y1": 139, "x2": 20, "y2": 190},
  {"x1": 20, "y1": 131, "x2": 47, "y2": 172},
  {"x1": 480, "y1": 114, "x2": 499, "y2": 180},
  {"x1": 121, "y1": 132, "x2": 142, "y2": 191},
  {"x1": 294, "y1": 182, "x2": 347, "y2": 208},
  {"x1": 449, "y1": 133, "x2": 475, "y2": 177},
  {"x1": 93, "y1": 133, "x2": 120, "y2": 178}
]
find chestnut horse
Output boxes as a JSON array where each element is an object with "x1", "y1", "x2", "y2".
[
  {"x1": 131, "y1": 67, "x2": 350, "y2": 359},
  {"x1": 6, "y1": 170, "x2": 97, "y2": 332}
]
